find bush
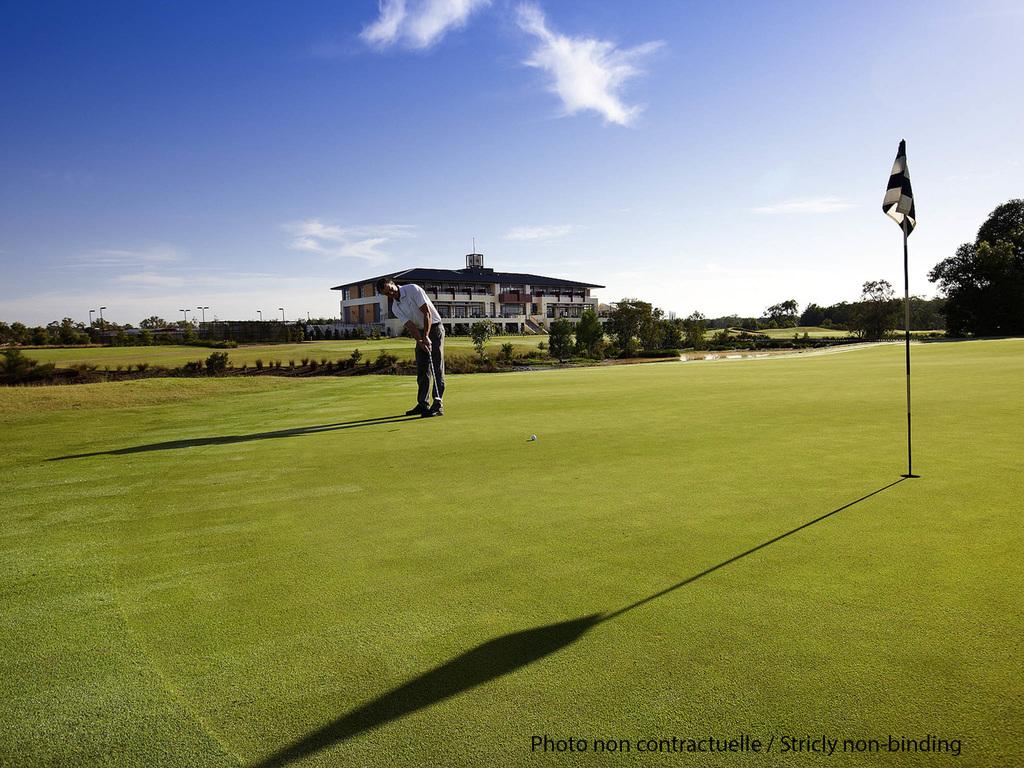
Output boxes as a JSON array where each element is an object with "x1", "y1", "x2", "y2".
[
  {"x1": 537, "y1": 341, "x2": 547, "y2": 351},
  {"x1": 136, "y1": 362, "x2": 150, "y2": 372},
  {"x1": 0, "y1": 348, "x2": 56, "y2": 384},
  {"x1": 205, "y1": 351, "x2": 230, "y2": 374},
  {"x1": 499, "y1": 342, "x2": 515, "y2": 363},
  {"x1": 254, "y1": 358, "x2": 263, "y2": 370},
  {"x1": 288, "y1": 360, "x2": 295, "y2": 368},
  {"x1": 350, "y1": 348, "x2": 362, "y2": 364},
  {"x1": 301, "y1": 357, "x2": 310, "y2": 366},
  {"x1": 182, "y1": 360, "x2": 204, "y2": 374},
  {"x1": 374, "y1": 350, "x2": 399, "y2": 371}
]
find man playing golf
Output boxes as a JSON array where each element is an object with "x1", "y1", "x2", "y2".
[{"x1": 376, "y1": 278, "x2": 445, "y2": 417}]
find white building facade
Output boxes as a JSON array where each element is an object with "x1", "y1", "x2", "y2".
[{"x1": 332, "y1": 254, "x2": 603, "y2": 336}]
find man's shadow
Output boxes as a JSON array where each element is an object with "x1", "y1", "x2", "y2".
[
  {"x1": 250, "y1": 478, "x2": 906, "y2": 768},
  {"x1": 48, "y1": 415, "x2": 419, "y2": 460}
]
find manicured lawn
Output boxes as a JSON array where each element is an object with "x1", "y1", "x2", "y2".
[
  {"x1": 17, "y1": 335, "x2": 548, "y2": 369},
  {"x1": 2, "y1": 340, "x2": 1021, "y2": 767},
  {"x1": 746, "y1": 327, "x2": 941, "y2": 339}
]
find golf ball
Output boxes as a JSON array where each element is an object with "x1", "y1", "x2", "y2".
[{"x1": 529, "y1": 434, "x2": 538, "y2": 441}]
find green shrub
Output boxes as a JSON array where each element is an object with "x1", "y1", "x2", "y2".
[
  {"x1": 254, "y1": 358, "x2": 263, "y2": 370},
  {"x1": 350, "y1": 348, "x2": 362, "y2": 364},
  {"x1": 374, "y1": 351, "x2": 398, "y2": 370},
  {"x1": 205, "y1": 351, "x2": 230, "y2": 374},
  {"x1": 0, "y1": 348, "x2": 56, "y2": 384}
]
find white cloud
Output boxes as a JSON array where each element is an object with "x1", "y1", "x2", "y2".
[
  {"x1": 284, "y1": 220, "x2": 416, "y2": 263},
  {"x1": 753, "y1": 198, "x2": 855, "y2": 215},
  {"x1": 516, "y1": 3, "x2": 663, "y2": 126},
  {"x1": 361, "y1": 0, "x2": 489, "y2": 50},
  {"x1": 114, "y1": 272, "x2": 186, "y2": 288},
  {"x1": 503, "y1": 224, "x2": 577, "y2": 241},
  {"x1": 69, "y1": 245, "x2": 181, "y2": 268}
]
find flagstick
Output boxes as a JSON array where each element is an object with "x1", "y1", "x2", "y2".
[{"x1": 902, "y1": 221, "x2": 919, "y2": 478}]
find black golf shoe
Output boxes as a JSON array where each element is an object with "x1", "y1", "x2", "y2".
[
  {"x1": 428, "y1": 402, "x2": 444, "y2": 417},
  {"x1": 405, "y1": 404, "x2": 429, "y2": 416}
]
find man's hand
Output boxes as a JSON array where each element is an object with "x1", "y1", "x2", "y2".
[{"x1": 418, "y1": 337, "x2": 432, "y2": 354}]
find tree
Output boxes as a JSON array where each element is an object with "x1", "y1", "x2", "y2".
[
  {"x1": 660, "y1": 318, "x2": 683, "y2": 349},
  {"x1": 799, "y1": 303, "x2": 827, "y2": 327},
  {"x1": 469, "y1": 320, "x2": 495, "y2": 359},
  {"x1": 606, "y1": 299, "x2": 661, "y2": 357},
  {"x1": 140, "y1": 316, "x2": 168, "y2": 329},
  {"x1": 929, "y1": 199, "x2": 1024, "y2": 336},
  {"x1": 765, "y1": 299, "x2": 799, "y2": 328},
  {"x1": 852, "y1": 280, "x2": 898, "y2": 340},
  {"x1": 548, "y1": 319, "x2": 575, "y2": 360},
  {"x1": 682, "y1": 311, "x2": 707, "y2": 349},
  {"x1": 574, "y1": 308, "x2": 603, "y2": 357},
  {"x1": 9, "y1": 322, "x2": 28, "y2": 344},
  {"x1": 49, "y1": 317, "x2": 88, "y2": 345}
]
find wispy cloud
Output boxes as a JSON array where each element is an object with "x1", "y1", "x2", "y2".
[
  {"x1": 361, "y1": 0, "x2": 489, "y2": 50},
  {"x1": 114, "y1": 272, "x2": 186, "y2": 288},
  {"x1": 503, "y1": 224, "x2": 578, "y2": 241},
  {"x1": 70, "y1": 245, "x2": 181, "y2": 268},
  {"x1": 752, "y1": 197, "x2": 855, "y2": 215},
  {"x1": 515, "y1": 3, "x2": 663, "y2": 126},
  {"x1": 284, "y1": 220, "x2": 416, "y2": 263}
]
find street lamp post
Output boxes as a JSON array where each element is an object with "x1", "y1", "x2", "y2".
[
  {"x1": 180, "y1": 308, "x2": 190, "y2": 324},
  {"x1": 198, "y1": 306, "x2": 209, "y2": 323},
  {"x1": 279, "y1": 307, "x2": 285, "y2": 322},
  {"x1": 99, "y1": 306, "x2": 106, "y2": 324},
  {"x1": 89, "y1": 309, "x2": 95, "y2": 326}
]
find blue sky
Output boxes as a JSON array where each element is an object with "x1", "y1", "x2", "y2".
[{"x1": 1, "y1": 0, "x2": 1021, "y2": 325}]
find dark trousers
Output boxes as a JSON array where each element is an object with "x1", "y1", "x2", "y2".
[{"x1": 416, "y1": 324, "x2": 445, "y2": 407}]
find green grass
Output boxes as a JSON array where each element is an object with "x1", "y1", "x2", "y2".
[
  {"x1": 2, "y1": 340, "x2": 1021, "y2": 767},
  {"x1": 752, "y1": 326, "x2": 854, "y2": 338},
  {"x1": 19, "y1": 335, "x2": 547, "y2": 369},
  {"x1": 739, "y1": 327, "x2": 942, "y2": 339}
]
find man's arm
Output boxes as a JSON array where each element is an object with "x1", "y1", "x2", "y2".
[
  {"x1": 404, "y1": 320, "x2": 424, "y2": 344},
  {"x1": 419, "y1": 304, "x2": 432, "y2": 351}
]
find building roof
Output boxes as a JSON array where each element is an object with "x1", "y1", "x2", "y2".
[{"x1": 332, "y1": 266, "x2": 603, "y2": 291}]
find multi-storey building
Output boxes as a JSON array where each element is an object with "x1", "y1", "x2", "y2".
[{"x1": 332, "y1": 253, "x2": 603, "y2": 336}]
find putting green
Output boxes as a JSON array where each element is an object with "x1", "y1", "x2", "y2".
[{"x1": 2, "y1": 340, "x2": 1021, "y2": 767}]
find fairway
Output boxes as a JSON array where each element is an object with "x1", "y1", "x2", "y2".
[
  {"x1": 22, "y1": 335, "x2": 548, "y2": 370},
  {"x1": 2, "y1": 341, "x2": 1021, "y2": 767}
]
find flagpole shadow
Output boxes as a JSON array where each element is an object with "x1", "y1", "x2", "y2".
[
  {"x1": 47, "y1": 415, "x2": 419, "y2": 460},
  {"x1": 248, "y1": 478, "x2": 905, "y2": 767}
]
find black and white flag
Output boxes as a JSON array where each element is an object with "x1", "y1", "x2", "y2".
[{"x1": 883, "y1": 139, "x2": 916, "y2": 234}]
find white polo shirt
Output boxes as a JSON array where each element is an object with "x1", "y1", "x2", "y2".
[{"x1": 392, "y1": 283, "x2": 442, "y2": 330}]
